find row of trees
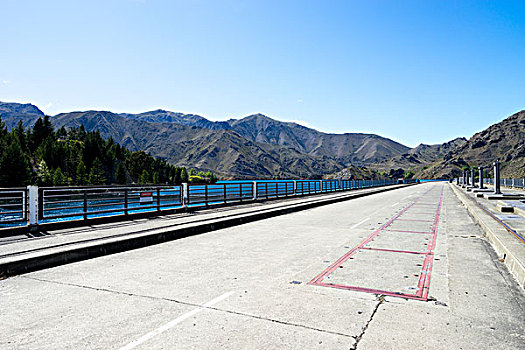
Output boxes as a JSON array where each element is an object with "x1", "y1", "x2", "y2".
[{"x1": 0, "y1": 116, "x2": 218, "y2": 187}]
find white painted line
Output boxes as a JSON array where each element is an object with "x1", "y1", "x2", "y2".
[
  {"x1": 391, "y1": 202, "x2": 399, "y2": 207},
  {"x1": 119, "y1": 291, "x2": 234, "y2": 350},
  {"x1": 350, "y1": 217, "x2": 370, "y2": 229}
]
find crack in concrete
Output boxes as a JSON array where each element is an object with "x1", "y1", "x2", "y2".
[
  {"x1": 21, "y1": 276, "x2": 355, "y2": 339},
  {"x1": 349, "y1": 295, "x2": 385, "y2": 350}
]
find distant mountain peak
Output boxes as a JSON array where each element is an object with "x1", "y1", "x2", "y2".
[
  {"x1": 0, "y1": 101, "x2": 45, "y2": 129},
  {"x1": 0, "y1": 101, "x2": 44, "y2": 116}
]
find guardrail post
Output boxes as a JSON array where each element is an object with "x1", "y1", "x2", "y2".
[
  {"x1": 478, "y1": 167, "x2": 484, "y2": 189},
  {"x1": 293, "y1": 181, "x2": 297, "y2": 196},
  {"x1": 493, "y1": 160, "x2": 501, "y2": 194},
  {"x1": 157, "y1": 188, "x2": 161, "y2": 211},
  {"x1": 252, "y1": 181, "x2": 257, "y2": 200},
  {"x1": 124, "y1": 188, "x2": 129, "y2": 215},
  {"x1": 471, "y1": 169, "x2": 475, "y2": 188},
  {"x1": 182, "y1": 183, "x2": 189, "y2": 208},
  {"x1": 27, "y1": 185, "x2": 39, "y2": 227},
  {"x1": 239, "y1": 183, "x2": 243, "y2": 202},
  {"x1": 319, "y1": 180, "x2": 323, "y2": 193},
  {"x1": 83, "y1": 190, "x2": 88, "y2": 220}
]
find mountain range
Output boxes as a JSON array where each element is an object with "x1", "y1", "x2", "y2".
[
  {"x1": 1, "y1": 101, "x2": 523, "y2": 179},
  {"x1": 419, "y1": 110, "x2": 525, "y2": 178},
  {"x1": 0, "y1": 102, "x2": 408, "y2": 178}
]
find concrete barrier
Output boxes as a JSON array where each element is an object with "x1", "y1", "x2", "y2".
[{"x1": 450, "y1": 184, "x2": 525, "y2": 289}]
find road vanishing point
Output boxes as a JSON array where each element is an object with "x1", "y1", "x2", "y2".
[{"x1": 1, "y1": 182, "x2": 524, "y2": 349}]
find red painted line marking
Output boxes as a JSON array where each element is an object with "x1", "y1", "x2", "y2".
[
  {"x1": 314, "y1": 282, "x2": 425, "y2": 301},
  {"x1": 360, "y1": 247, "x2": 427, "y2": 255},
  {"x1": 386, "y1": 229, "x2": 432, "y2": 234},
  {"x1": 413, "y1": 186, "x2": 443, "y2": 299},
  {"x1": 309, "y1": 184, "x2": 445, "y2": 300},
  {"x1": 308, "y1": 196, "x2": 420, "y2": 284}
]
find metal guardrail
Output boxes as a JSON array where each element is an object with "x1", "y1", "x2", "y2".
[
  {"x1": 187, "y1": 182, "x2": 254, "y2": 205},
  {"x1": 1, "y1": 178, "x2": 404, "y2": 229},
  {"x1": 39, "y1": 185, "x2": 182, "y2": 222},
  {"x1": 484, "y1": 178, "x2": 525, "y2": 189},
  {"x1": 0, "y1": 188, "x2": 28, "y2": 225}
]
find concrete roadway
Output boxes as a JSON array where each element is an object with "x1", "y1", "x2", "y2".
[{"x1": 1, "y1": 183, "x2": 524, "y2": 349}]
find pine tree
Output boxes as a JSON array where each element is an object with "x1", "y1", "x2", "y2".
[
  {"x1": 76, "y1": 160, "x2": 88, "y2": 185},
  {"x1": 52, "y1": 167, "x2": 67, "y2": 186},
  {"x1": 14, "y1": 121, "x2": 28, "y2": 152},
  {"x1": 0, "y1": 139, "x2": 31, "y2": 186},
  {"x1": 115, "y1": 162, "x2": 127, "y2": 184},
  {"x1": 0, "y1": 119, "x2": 218, "y2": 188},
  {"x1": 138, "y1": 170, "x2": 150, "y2": 184},
  {"x1": 37, "y1": 160, "x2": 53, "y2": 186},
  {"x1": 88, "y1": 158, "x2": 106, "y2": 185},
  {"x1": 174, "y1": 167, "x2": 182, "y2": 184},
  {"x1": 180, "y1": 167, "x2": 189, "y2": 182},
  {"x1": 152, "y1": 171, "x2": 160, "y2": 184},
  {"x1": 0, "y1": 115, "x2": 6, "y2": 137}
]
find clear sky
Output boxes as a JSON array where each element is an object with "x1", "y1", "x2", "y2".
[{"x1": 1, "y1": 0, "x2": 524, "y2": 147}]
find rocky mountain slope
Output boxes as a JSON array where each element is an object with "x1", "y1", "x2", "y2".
[
  {"x1": 0, "y1": 101, "x2": 45, "y2": 128},
  {"x1": 371, "y1": 137, "x2": 467, "y2": 172},
  {"x1": 113, "y1": 110, "x2": 410, "y2": 165},
  {"x1": 49, "y1": 110, "x2": 343, "y2": 178},
  {"x1": 226, "y1": 114, "x2": 410, "y2": 165},
  {"x1": 419, "y1": 110, "x2": 525, "y2": 178}
]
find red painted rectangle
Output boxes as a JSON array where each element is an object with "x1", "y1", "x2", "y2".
[{"x1": 308, "y1": 185, "x2": 444, "y2": 301}]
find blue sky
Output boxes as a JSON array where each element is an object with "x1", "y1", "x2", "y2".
[{"x1": 1, "y1": 0, "x2": 524, "y2": 147}]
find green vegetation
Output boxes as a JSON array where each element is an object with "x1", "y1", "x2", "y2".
[
  {"x1": 403, "y1": 170, "x2": 415, "y2": 179},
  {"x1": 0, "y1": 115, "x2": 218, "y2": 187}
]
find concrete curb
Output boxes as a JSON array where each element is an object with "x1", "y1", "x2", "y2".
[
  {"x1": 0, "y1": 184, "x2": 412, "y2": 279},
  {"x1": 450, "y1": 184, "x2": 525, "y2": 289},
  {"x1": 515, "y1": 206, "x2": 525, "y2": 219}
]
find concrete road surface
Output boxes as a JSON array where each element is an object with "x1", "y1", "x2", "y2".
[{"x1": 1, "y1": 183, "x2": 524, "y2": 349}]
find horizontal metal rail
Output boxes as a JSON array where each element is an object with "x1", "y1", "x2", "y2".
[
  {"x1": 187, "y1": 183, "x2": 254, "y2": 205},
  {"x1": 484, "y1": 178, "x2": 525, "y2": 189},
  {"x1": 0, "y1": 188, "x2": 27, "y2": 224},
  {"x1": 1, "y1": 178, "x2": 403, "y2": 228},
  {"x1": 39, "y1": 186, "x2": 182, "y2": 222}
]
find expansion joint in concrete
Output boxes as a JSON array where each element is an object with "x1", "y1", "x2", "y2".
[
  {"x1": 349, "y1": 295, "x2": 385, "y2": 350},
  {"x1": 21, "y1": 276, "x2": 355, "y2": 339}
]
